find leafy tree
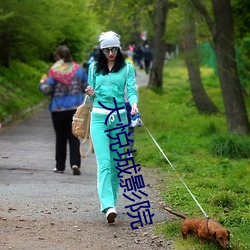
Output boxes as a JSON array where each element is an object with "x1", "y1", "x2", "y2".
[
  {"x1": 164, "y1": 1, "x2": 184, "y2": 44},
  {"x1": 190, "y1": 0, "x2": 250, "y2": 134},
  {"x1": 232, "y1": 0, "x2": 250, "y2": 40},
  {"x1": 91, "y1": 0, "x2": 155, "y2": 47},
  {"x1": 148, "y1": 0, "x2": 177, "y2": 89},
  {"x1": 232, "y1": 0, "x2": 250, "y2": 95},
  {"x1": 183, "y1": 1, "x2": 218, "y2": 114},
  {"x1": 0, "y1": 0, "x2": 58, "y2": 66},
  {"x1": 0, "y1": 0, "x2": 99, "y2": 67}
]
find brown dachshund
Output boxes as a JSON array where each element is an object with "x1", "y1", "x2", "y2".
[{"x1": 162, "y1": 207, "x2": 231, "y2": 249}]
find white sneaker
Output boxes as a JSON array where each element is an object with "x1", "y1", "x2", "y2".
[
  {"x1": 53, "y1": 168, "x2": 64, "y2": 173},
  {"x1": 105, "y1": 207, "x2": 117, "y2": 223}
]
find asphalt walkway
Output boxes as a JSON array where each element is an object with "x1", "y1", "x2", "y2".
[{"x1": 0, "y1": 69, "x2": 171, "y2": 249}]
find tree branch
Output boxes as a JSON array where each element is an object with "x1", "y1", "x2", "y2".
[{"x1": 190, "y1": 0, "x2": 216, "y2": 37}]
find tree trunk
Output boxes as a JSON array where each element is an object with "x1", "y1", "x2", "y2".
[
  {"x1": 184, "y1": 4, "x2": 218, "y2": 114},
  {"x1": 212, "y1": 0, "x2": 250, "y2": 134},
  {"x1": 147, "y1": 0, "x2": 169, "y2": 89},
  {"x1": 191, "y1": 0, "x2": 250, "y2": 134}
]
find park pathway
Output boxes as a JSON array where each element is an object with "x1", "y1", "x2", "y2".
[{"x1": 0, "y1": 69, "x2": 172, "y2": 250}]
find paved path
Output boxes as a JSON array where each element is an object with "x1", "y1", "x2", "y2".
[
  {"x1": 0, "y1": 68, "x2": 152, "y2": 222},
  {"x1": 135, "y1": 69, "x2": 149, "y2": 88},
  {"x1": 0, "y1": 70, "x2": 171, "y2": 249}
]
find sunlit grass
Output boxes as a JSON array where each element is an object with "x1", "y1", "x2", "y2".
[{"x1": 135, "y1": 58, "x2": 250, "y2": 250}]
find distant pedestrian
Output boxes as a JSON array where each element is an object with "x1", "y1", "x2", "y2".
[
  {"x1": 86, "y1": 46, "x2": 99, "y2": 71},
  {"x1": 143, "y1": 44, "x2": 152, "y2": 74},
  {"x1": 85, "y1": 31, "x2": 138, "y2": 223},
  {"x1": 134, "y1": 44, "x2": 144, "y2": 69},
  {"x1": 39, "y1": 45, "x2": 88, "y2": 175}
]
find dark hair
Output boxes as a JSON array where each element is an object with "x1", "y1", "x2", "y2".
[
  {"x1": 54, "y1": 45, "x2": 73, "y2": 63},
  {"x1": 95, "y1": 48, "x2": 126, "y2": 75}
]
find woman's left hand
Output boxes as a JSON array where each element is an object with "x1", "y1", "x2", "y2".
[{"x1": 131, "y1": 103, "x2": 138, "y2": 116}]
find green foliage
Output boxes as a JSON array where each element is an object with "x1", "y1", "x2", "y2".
[
  {"x1": 232, "y1": 0, "x2": 250, "y2": 39},
  {"x1": 154, "y1": 221, "x2": 181, "y2": 240},
  {"x1": 165, "y1": 2, "x2": 184, "y2": 44},
  {"x1": 210, "y1": 191, "x2": 238, "y2": 209},
  {"x1": 210, "y1": 134, "x2": 250, "y2": 159},
  {"x1": 0, "y1": 0, "x2": 100, "y2": 66},
  {"x1": 92, "y1": 0, "x2": 156, "y2": 46},
  {"x1": 236, "y1": 37, "x2": 250, "y2": 95},
  {"x1": 165, "y1": 0, "x2": 213, "y2": 45},
  {"x1": 135, "y1": 58, "x2": 250, "y2": 249},
  {"x1": 0, "y1": 60, "x2": 49, "y2": 122}
]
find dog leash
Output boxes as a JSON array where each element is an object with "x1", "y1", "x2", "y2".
[{"x1": 139, "y1": 118, "x2": 209, "y2": 218}]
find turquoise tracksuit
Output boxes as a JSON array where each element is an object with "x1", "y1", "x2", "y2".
[{"x1": 88, "y1": 62, "x2": 138, "y2": 212}]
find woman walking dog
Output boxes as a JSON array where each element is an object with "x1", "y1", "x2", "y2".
[{"x1": 85, "y1": 31, "x2": 138, "y2": 223}]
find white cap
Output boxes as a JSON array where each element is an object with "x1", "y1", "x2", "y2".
[{"x1": 99, "y1": 31, "x2": 121, "y2": 49}]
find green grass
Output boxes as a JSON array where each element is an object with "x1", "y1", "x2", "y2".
[
  {"x1": 0, "y1": 60, "x2": 50, "y2": 123},
  {"x1": 134, "y1": 58, "x2": 250, "y2": 250}
]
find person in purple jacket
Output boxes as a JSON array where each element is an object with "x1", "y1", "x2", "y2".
[{"x1": 39, "y1": 45, "x2": 88, "y2": 175}]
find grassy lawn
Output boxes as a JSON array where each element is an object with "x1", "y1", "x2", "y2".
[
  {"x1": 134, "y1": 58, "x2": 250, "y2": 250},
  {"x1": 0, "y1": 60, "x2": 49, "y2": 123}
]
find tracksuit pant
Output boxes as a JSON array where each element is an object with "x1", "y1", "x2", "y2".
[{"x1": 90, "y1": 109, "x2": 128, "y2": 212}]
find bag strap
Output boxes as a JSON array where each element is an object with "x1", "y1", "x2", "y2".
[
  {"x1": 83, "y1": 94, "x2": 88, "y2": 105},
  {"x1": 79, "y1": 136, "x2": 94, "y2": 158},
  {"x1": 124, "y1": 62, "x2": 129, "y2": 100},
  {"x1": 92, "y1": 61, "x2": 95, "y2": 79},
  {"x1": 79, "y1": 112, "x2": 94, "y2": 158},
  {"x1": 126, "y1": 62, "x2": 129, "y2": 90},
  {"x1": 92, "y1": 61, "x2": 95, "y2": 89}
]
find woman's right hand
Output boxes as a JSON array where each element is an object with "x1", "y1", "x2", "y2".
[
  {"x1": 131, "y1": 103, "x2": 138, "y2": 116},
  {"x1": 85, "y1": 86, "x2": 95, "y2": 97}
]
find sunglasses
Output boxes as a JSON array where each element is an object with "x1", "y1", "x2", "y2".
[{"x1": 102, "y1": 47, "x2": 119, "y2": 55}]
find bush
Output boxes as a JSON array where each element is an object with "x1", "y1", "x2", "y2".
[
  {"x1": 210, "y1": 135, "x2": 250, "y2": 159},
  {"x1": 0, "y1": 60, "x2": 49, "y2": 123},
  {"x1": 210, "y1": 191, "x2": 237, "y2": 209}
]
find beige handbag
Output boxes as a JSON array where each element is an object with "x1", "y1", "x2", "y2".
[{"x1": 72, "y1": 95, "x2": 93, "y2": 158}]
